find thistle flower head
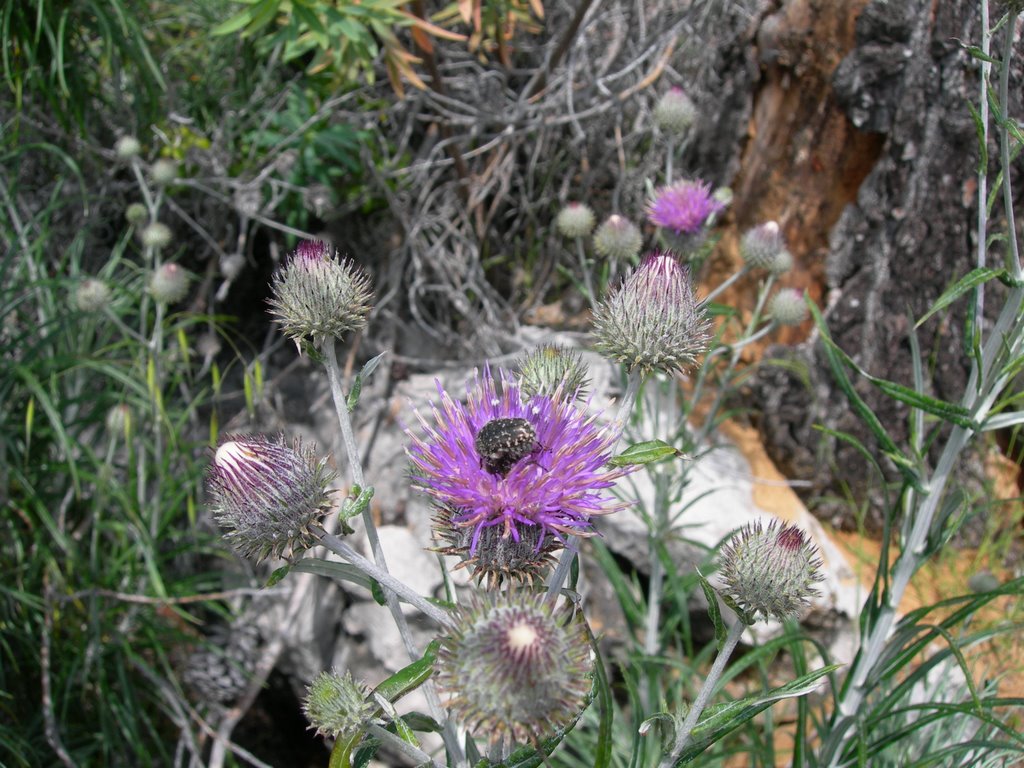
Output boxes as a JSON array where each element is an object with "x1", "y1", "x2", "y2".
[
  {"x1": 303, "y1": 670, "x2": 374, "y2": 739},
  {"x1": 768, "y1": 248, "x2": 794, "y2": 277},
  {"x1": 514, "y1": 344, "x2": 590, "y2": 401},
  {"x1": 593, "y1": 214, "x2": 643, "y2": 262},
  {"x1": 150, "y1": 158, "x2": 178, "y2": 186},
  {"x1": 114, "y1": 136, "x2": 141, "y2": 160},
  {"x1": 436, "y1": 591, "x2": 593, "y2": 746},
  {"x1": 555, "y1": 203, "x2": 596, "y2": 239},
  {"x1": 592, "y1": 250, "x2": 710, "y2": 376},
  {"x1": 125, "y1": 203, "x2": 148, "y2": 227},
  {"x1": 406, "y1": 368, "x2": 632, "y2": 582},
  {"x1": 268, "y1": 240, "x2": 373, "y2": 348},
  {"x1": 646, "y1": 179, "x2": 724, "y2": 237},
  {"x1": 653, "y1": 86, "x2": 697, "y2": 134},
  {"x1": 769, "y1": 289, "x2": 809, "y2": 327},
  {"x1": 207, "y1": 435, "x2": 336, "y2": 562},
  {"x1": 142, "y1": 222, "x2": 173, "y2": 251},
  {"x1": 149, "y1": 263, "x2": 190, "y2": 304},
  {"x1": 75, "y1": 278, "x2": 111, "y2": 313},
  {"x1": 740, "y1": 221, "x2": 785, "y2": 270},
  {"x1": 718, "y1": 520, "x2": 824, "y2": 622}
]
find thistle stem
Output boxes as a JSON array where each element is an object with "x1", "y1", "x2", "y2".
[
  {"x1": 661, "y1": 619, "x2": 746, "y2": 767},
  {"x1": 576, "y1": 237, "x2": 598, "y2": 308}
]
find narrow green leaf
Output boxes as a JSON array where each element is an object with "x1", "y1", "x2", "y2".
[
  {"x1": 266, "y1": 564, "x2": 290, "y2": 587},
  {"x1": 609, "y1": 440, "x2": 683, "y2": 468},
  {"x1": 347, "y1": 352, "x2": 386, "y2": 412},
  {"x1": 211, "y1": 8, "x2": 256, "y2": 35},
  {"x1": 983, "y1": 410, "x2": 1024, "y2": 430},
  {"x1": 291, "y1": 558, "x2": 375, "y2": 591},
  {"x1": 916, "y1": 267, "x2": 1007, "y2": 329},
  {"x1": 371, "y1": 640, "x2": 438, "y2": 702},
  {"x1": 697, "y1": 574, "x2": 726, "y2": 650},
  {"x1": 339, "y1": 485, "x2": 374, "y2": 521}
]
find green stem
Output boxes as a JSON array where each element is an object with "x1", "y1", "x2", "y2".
[
  {"x1": 661, "y1": 619, "x2": 746, "y2": 767},
  {"x1": 576, "y1": 237, "x2": 598, "y2": 308}
]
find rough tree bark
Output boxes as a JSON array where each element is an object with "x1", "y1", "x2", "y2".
[{"x1": 686, "y1": 0, "x2": 1023, "y2": 532}]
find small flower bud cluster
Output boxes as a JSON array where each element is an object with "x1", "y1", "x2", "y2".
[
  {"x1": 436, "y1": 592, "x2": 593, "y2": 746},
  {"x1": 149, "y1": 263, "x2": 190, "y2": 304},
  {"x1": 592, "y1": 250, "x2": 709, "y2": 376},
  {"x1": 653, "y1": 87, "x2": 697, "y2": 134},
  {"x1": 593, "y1": 214, "x2": 643, "y2": 262},
  {"x1": 207, "y1": 435, "x2": 336, "y2": 562},
  {"x1": 303, "y1": 669, "x2": 374, "y2": 739},
  {"x1": 268, "y1": 240, "x2": 373, "y2": 347},
  {"x1": 556, "y1": 202, "x2": 596, "y2": 239},
  {"x1": 718, "y1": 520, "x2": 823, "y2": 622},
  {"x1": 515, "y1": 344, "x2": 589, "y2": 401},
  {"x1": 75, "y1": 278, "x2": 111, "y2": 313},
  {"x1": 769, "y1": 289, "x2": 808, "y2": 327}
]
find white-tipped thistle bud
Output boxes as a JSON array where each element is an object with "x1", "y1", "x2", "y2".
[
  {"x1": 149, "y1": 263, "x2": 190, "y2": 304},
  {"x1": 75, "y1": 278, "x2": 112, "y2": 313},
  {"x1": 653, "y1": 86, "x2": 697, "y2": 134},
  {"x1": 718, "y1": 520, "x2": 823, "y2": 622},
  {"x1": 125, "y1": 203, "x2": 148, "y2": 227},
  {"x1": 150, "y1": 158, "x2": 178, "y2": 186},
  {"x1": 219, "y1": 253, "x2": 245, "y2": 281},
  {"x1": 268, "y1": 240, "x2": 373, "y2": 347},
  {"x1": 436, "y1": 592, "x2": 593, "y2": 746},
  {"x1": 592, "y1": 250, "x2": 710, "y2": 376},
  {"x1": 769, "y1": 289, "x2": 809, "y2": 327},
  {"x1": 141, "y1": 221, "x2": 172, "y2": 250},
  {"x1": 207, "y1": 435, "x2": 336, "y2": 562},
  {"x1": 114, "y1": 136, "x2": 142, "y2": 160},
  {"x1": 740, "y1": 222, "x2": 785, "y2": 270},
  {"x1": 515, "y1": 344, "x2": 590, "y2": 401},
  {"x1": 593, "y1": 215, "x2": 643, "y2": 262},
  {"x1": 768, "y1": 248, "x2": 794, "y2": 277},
  {"x1": 555, "y1": 202, "x2": 596, "y2": 239},
  {"x1": 303, "y1": 670, "x2": 374, "y2": 739}
]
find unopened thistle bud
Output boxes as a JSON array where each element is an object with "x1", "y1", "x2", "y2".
[
  {"x1": 303, "y1": 670, "x2": 374, "y2": 739},
  {"x1": 207, "y1": 435, "x2": 336, "y2": 562},
  {"x1": 718, "y1": 520, "x2": 823, "y2": 622},
  {"x1": 150, "y1": 158, "x2": 178, "y2": 186},
  {"x1": 141, "y1": 221, "x2": 172, "y2": 250},
  {"x1": 515, "y1": 344, "x2": 589, "y2": 401},
  {"x1": 769, "y1": 289, "x2": 808, "y2": 327},
  {"x1": 220, "y1": 253, "x2": 245, "y2": 281},
  {"x1": 592, "y1": 251, "x2": 710, "y2": 376},
  {"x1": 593, "y1": 215, "x2": 643, "y2": 262},
  {"x1": 114, "y1": 136, "x2": 142, "y2": 160},
  {"x1": 556, "y1": 203, "x2": 596, "y2": 239},
  {"x1": 75, "y1": 278, "x2": 111, "y2": 313},
  {"x1": 149, "y1": 263, "x2": 190, "y2": 304},
  {"x1": 125, "y1": 203, "x2": 148, "y2": 227},
  {"x1": 268, "y1": 240, "x2": 373, "y2": 347},
  {"x1": 105, "y1": 404, "x2": 132, "y2": 437},
  {"x1": 740, "y1": 222, "x2": 785, "y2": 270},
  {"x1": 436, "y1": 592, "x2": 593, "y2": 746},
  {"x1": 768, "y1": 248, "x2": 794, "y2": 277},
  {"x1": 653, "y1": 86, "x2": 697, "y2": 134}
]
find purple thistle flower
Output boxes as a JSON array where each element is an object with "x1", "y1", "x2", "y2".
[
  {"x1": 406, "y1": 368, "x2": 632, "y2": 555},
  {"x1": 646, "y1": 179, "x2": 724, "y2": 236}
]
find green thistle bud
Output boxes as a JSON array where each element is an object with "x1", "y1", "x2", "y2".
[
  {"x1": 268, "y1": 240, "x2": 373, "y2": 347},
  {"x1": 75, "y1": 278, "x2": 111, "y2": 313},
  {"x1": 207, "y1": 435, "x2": 336, "y2": 562},
  {"x1": 125, "y1": 203, "x2": 148, "y2": 227},
  {"x1": 114, "y1": 136, "x2": 142, "y2": 160},
  {"x1": 593, "y1": 214, "x2": 643, "y2": 262},
  {"x1": 515, "y1": 344, "x2": 590, "y2": 401},
  {"x1": 141, "y1": 221, "x2": 172, "y2": 250},
  {"x1": 303, "y1": 670, "x2": 374, "y2": 739},
  {"x1": 556, "y1": 202, "x2": 596, "y2": 239},
  {"x1": 768, "y1": 248, "x2": 794, "y2": 277},
  {"x1": 105, "y1": 404, "x2": 132, "y2": 437},
  {"x1": 740, "y1": 222, "x2": 785, "y2": 270},
  {"x1": 718, "y1": 520, "x2": 823, "y2": 622},
  {"x1": 436, "y1": 592, "x2": 593, "y2": 747},
  {"x1": 769, "y1": 289, "x2": 808, "y2": 327},
  {"x1": 150, "y1": 158, "x2": 178, "y2": 186},
  {"x1": 653, "y1": 86, "x2": 697, "y2": 134},
  {"x1": 592, "y1": 250, "x2": 710, "y2": 376},
  {"x1": 149, "y1": 263, "x2": 190, "y2": 304}
]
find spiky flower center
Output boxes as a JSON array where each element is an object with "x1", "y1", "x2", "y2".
[{"x1": 475, "y1": 417, "x2": 537, "y2": 476}]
